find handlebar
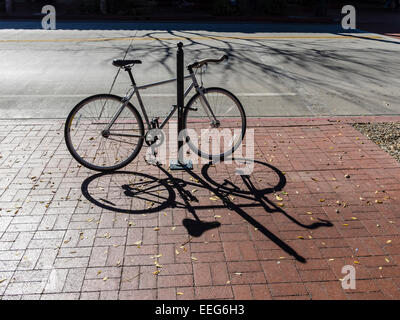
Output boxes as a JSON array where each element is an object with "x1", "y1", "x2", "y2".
[{"x1": 188, "y1": 55, "x2": 229, "y2": 70}]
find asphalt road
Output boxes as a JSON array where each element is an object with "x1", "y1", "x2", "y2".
[{"x1": 0, "y1": 21, "x2": 399, "y2": 119}]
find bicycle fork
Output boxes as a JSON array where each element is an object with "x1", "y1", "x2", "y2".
[{"x1": 190, "y1": 72, "x2": 219, "y2": 127}]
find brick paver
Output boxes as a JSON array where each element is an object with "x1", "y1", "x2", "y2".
[{"x1": 1, "y1": 116, "x2": 400, "y2": 300}]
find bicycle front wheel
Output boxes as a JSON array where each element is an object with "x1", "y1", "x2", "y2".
[
  {"x1": 183, "y1": 87, "x2": 246, "y2": 161},
  {"x1": 64, "y1": 94, "x2": 144, "y2": 172}
]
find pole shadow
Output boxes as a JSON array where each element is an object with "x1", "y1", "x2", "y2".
[{"x1": 81, "y1": 158, "x2": 333, "y2": 263}]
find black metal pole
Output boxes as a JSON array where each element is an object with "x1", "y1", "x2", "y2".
[
  {"x1": 170, "y1": 42, "x2": 192, "y2": 170},
  {"x1": 177, "y1": 42, "x2": 184, "y2": 164}
]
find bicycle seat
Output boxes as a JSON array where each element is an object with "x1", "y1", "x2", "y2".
[{"x1": 112, "y1": 59, "x2": 142, "y2": 68}]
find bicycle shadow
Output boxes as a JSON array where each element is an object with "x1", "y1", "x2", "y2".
[{"x1": 81, "y1": 159, "x2": 333, "y2": 263}]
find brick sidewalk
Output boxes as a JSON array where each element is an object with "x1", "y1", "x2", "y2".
[{"x1": 1, "y1": 116, "x2": 400, "y2": 300}]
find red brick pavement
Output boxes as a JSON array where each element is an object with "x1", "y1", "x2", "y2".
[{"x1": 1, "y1": 116, "x2": 400, "y2": 300}]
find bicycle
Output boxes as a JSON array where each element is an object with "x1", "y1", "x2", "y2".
[{"x1": 64, "y1": 54, "x2": 246, "y2": 172}]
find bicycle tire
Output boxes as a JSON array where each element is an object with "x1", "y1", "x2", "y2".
[
  {"x1": 64, "y1": 94, "x2": 145, "y2": 172},
  {"x1": 183, "y1": 87, "x2": 246, "y2": 161}
]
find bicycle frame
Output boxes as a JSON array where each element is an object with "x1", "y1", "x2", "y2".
[
  {"x1": 134, "y1": 74, "x2": 194, "y2": 130},
  {"x1": 104, "y1": 68, "x2": 218, "y2": 137}
]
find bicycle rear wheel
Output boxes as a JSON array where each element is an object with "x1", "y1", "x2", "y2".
[
  {"x1": 183, "y1": 87, "x2": 246, "y2": 161},
  {"x1": 64, "y1": 94, "x2": 144, "y2": 172}
]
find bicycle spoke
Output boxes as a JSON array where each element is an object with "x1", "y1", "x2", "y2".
[
  {"x1": 184, "y1": 88, "x2": 245, "y2": 160},
  {"x1": 66, "y1": 95, "x2": 143, "y2": 171}
]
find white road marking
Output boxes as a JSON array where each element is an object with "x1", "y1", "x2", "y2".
[{"x1": 0, "y1": 93, "x2": 297, "y2": 98}]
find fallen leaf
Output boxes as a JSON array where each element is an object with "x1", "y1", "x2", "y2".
[
  {"x1": 191, "y1": 256, "x2": 198, "y2": 261},
  {"x1": 124, "y1": 272, "x2": 142, "y2": 282},
  {"x1": 234, "y1": 272, "x2": 242, "y2": 276},
  {"x1": 103, "y1": 277, "x2": 108, "y2": 281},
  {"x1": 275, "y1": 195, "x2": 283, "y2": 201},
  {"x1": 153, "y1": 227, "x2": 160, "y2": 231},
  {"x1": 386, "y1": 240, "x2": 392, "y2": 244},
  {"x1": 181, "y1": 237, "x2": 193, "y2": 247},
  {"x1": 176, "y1": 292, "x2": 184, "y2": 296},
  {"x1": 0, "y1": 278, "x2": 6, "y2": 284},
  {"x1": 297, "y1": 236, "x2": 304, "y2": 239},
  {"x1": 209, "y1": 196, "x2": 220, "y2": 201},
  {"x1": 277, "y1": 202, "x2": 284, "y2": 207},
  {"x1": 385, "y1": 258, "x2": 390, "y2": 263},
  {"x1": 153, "y1": 270, "x2": 161, "y2": 275},
  {"x1": 319, "y1": 199, "x2": 325, "y2": 202}
]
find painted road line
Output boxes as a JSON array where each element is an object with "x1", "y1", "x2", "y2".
[
  {"x1": 385, "y1": 33, "x2": 400, "y2": 39},
  {"x1": 0, "y1": 93, "x2": 297, "y2": 98},
  {"x1": 0, "y1": 34, "x2": 384, "y2": 43}
]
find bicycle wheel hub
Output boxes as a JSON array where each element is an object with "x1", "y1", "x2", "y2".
[
  {"x1": 101, "y1": 130, "x2": 110, "y2": 138},
  {"x1": 211, "y1": 120, "x2": 221, "y2": 128}
]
